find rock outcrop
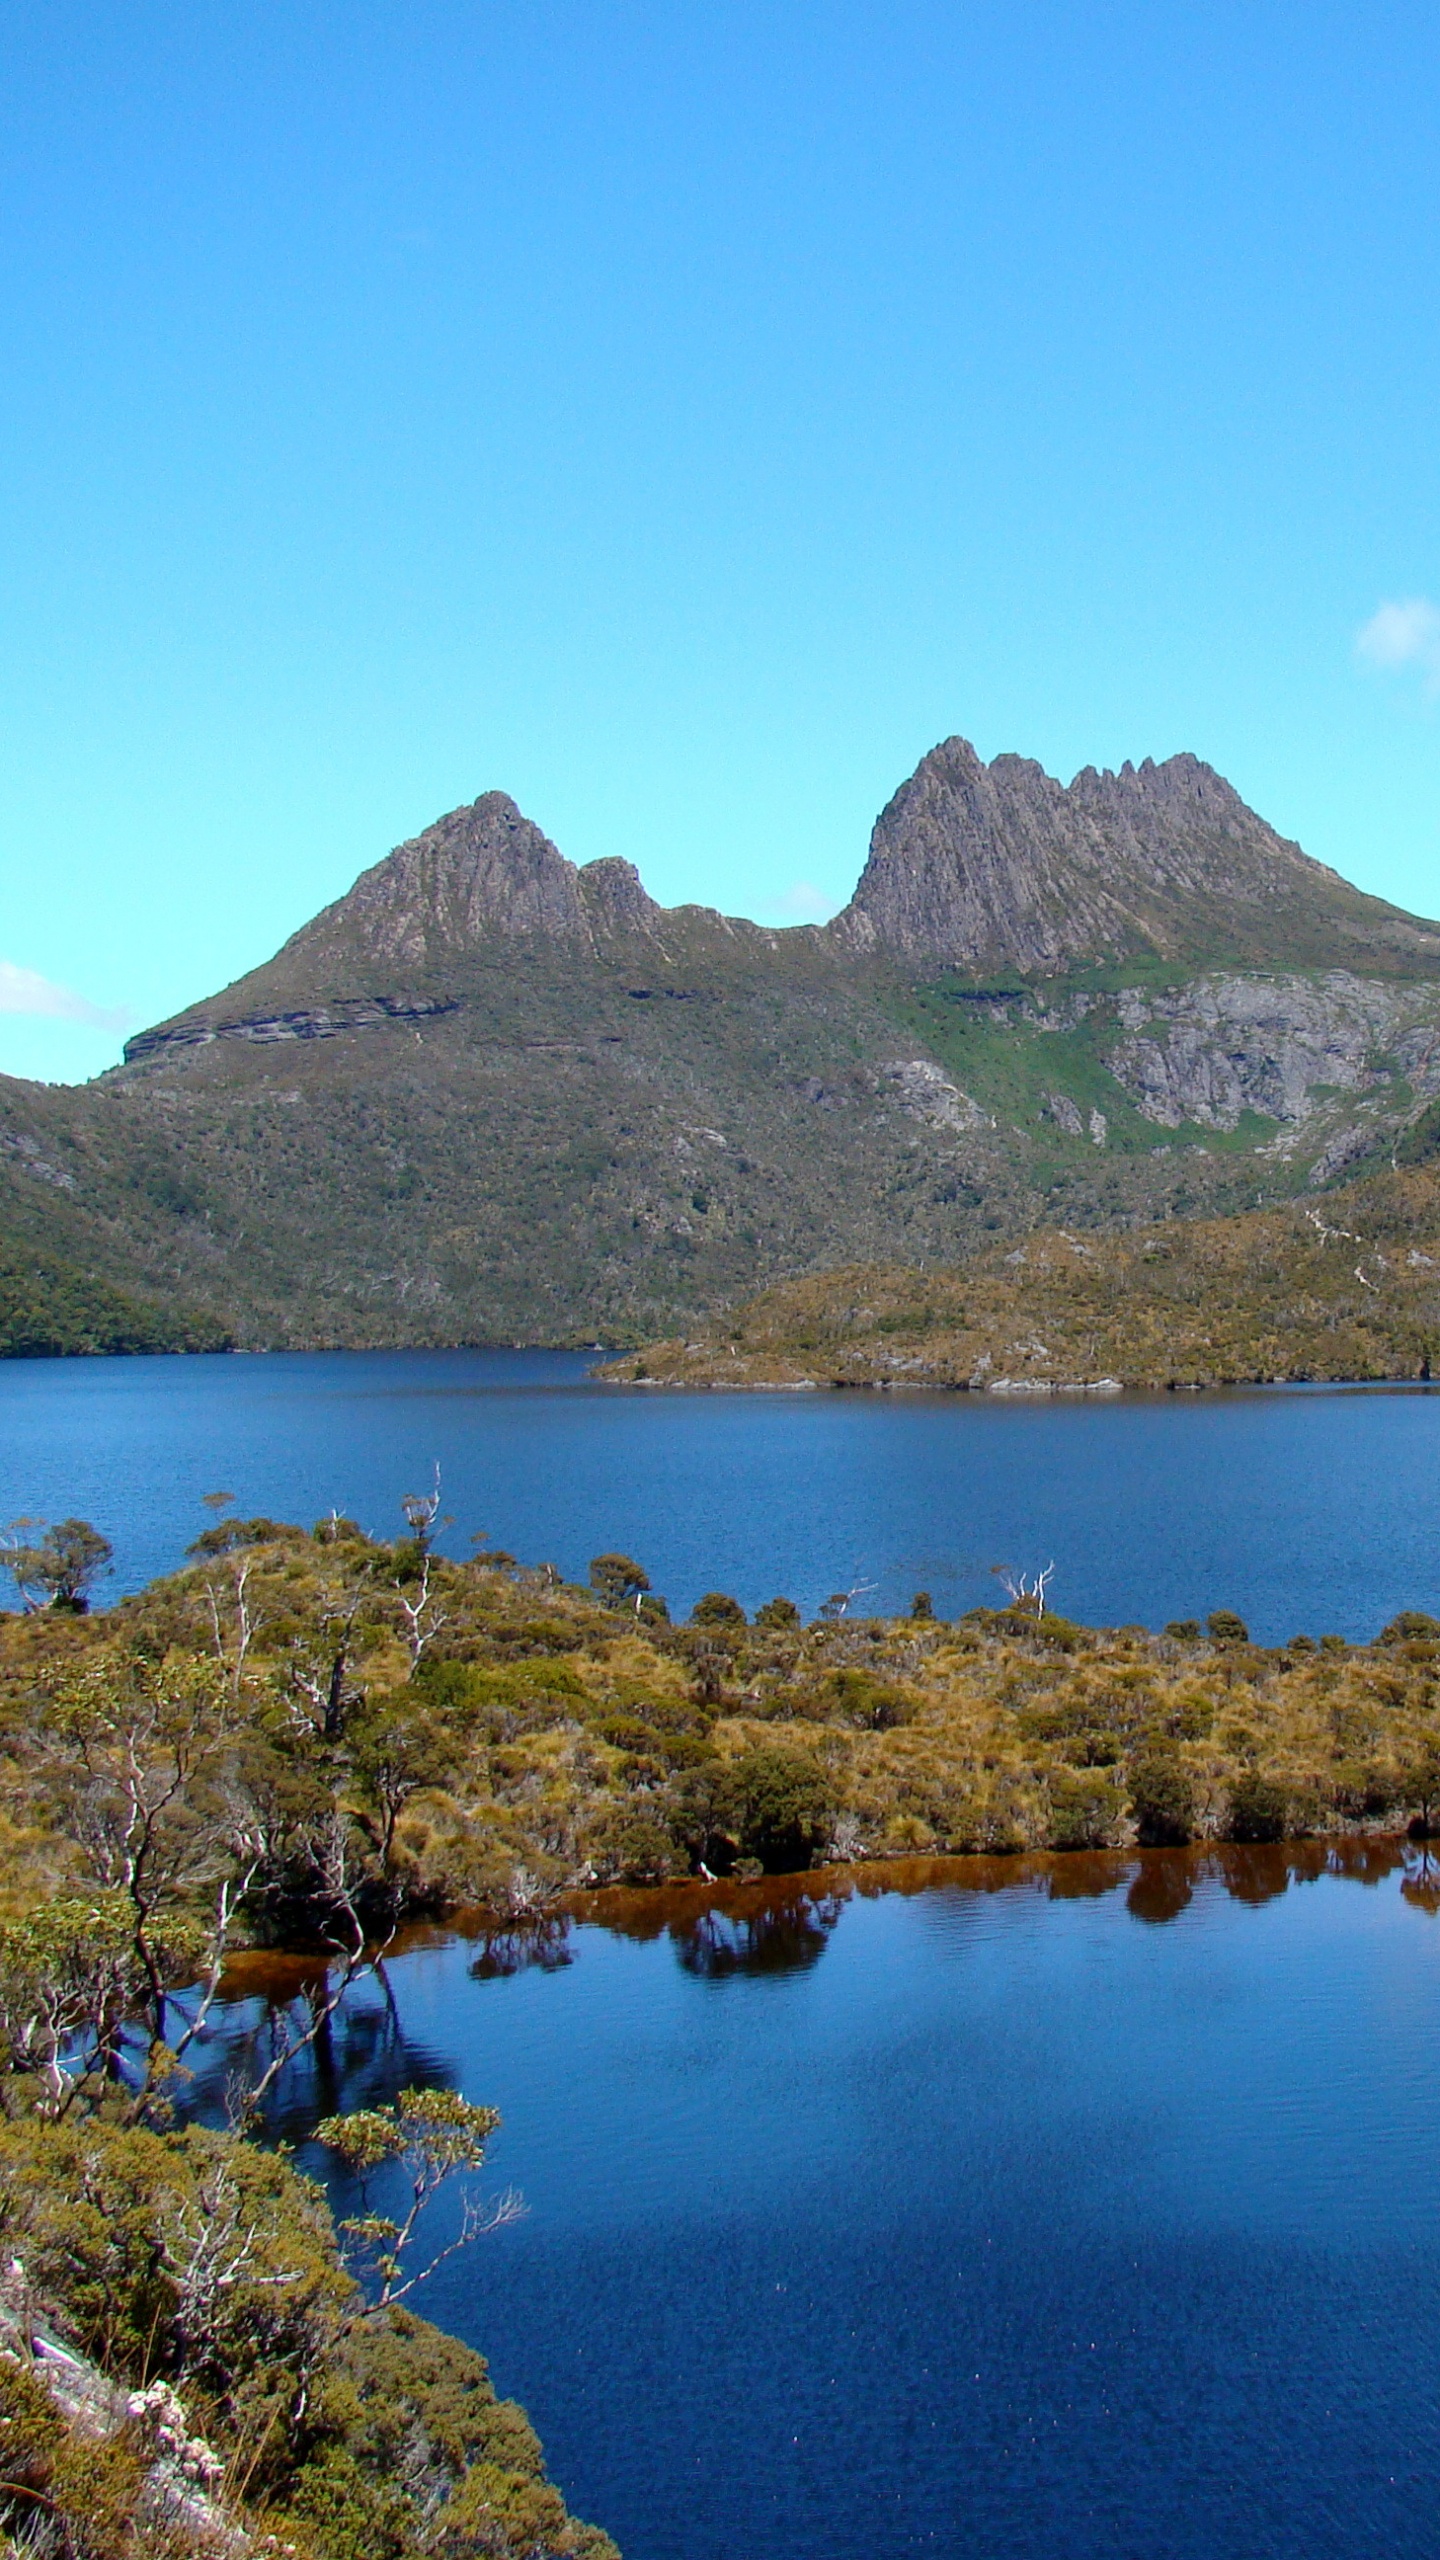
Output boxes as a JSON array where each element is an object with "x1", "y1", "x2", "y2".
[{"x1": 1104, "y1": 972, "x2": 1440, "y2": 1132}]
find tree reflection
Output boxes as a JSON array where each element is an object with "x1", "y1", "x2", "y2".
[
  {"x1": 1044, "y1": 1853, "x2": 1128, "y2": 1902},
  {"x1": 1215, "y1": 1845, "x2": 1292, "y2": 1906},
  {"x1": 672, "y1": 1890, "x2": 845, "y2": 1980},
  {"x1": 1403, "y1": 1845, "x2": 1440, "y2": 1914},
  {"x1": 1126, "y1": 1859, "x2": 1194, "y2": 1925},
  {"x1": 468, "y1": 1917, "x2": 574, "y2": 1980},
  {"x1": 181, "y1": 1956, "x2": 453, "y2": 2141}
]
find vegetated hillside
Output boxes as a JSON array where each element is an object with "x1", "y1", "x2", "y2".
[
  {"x1": 8, "y1": 742, "x2": 1440, "y2": 1348},
  {"x1": 601, "y1": 1163, "x2": 1440, "y2": 1390},
  {"x1": 0, "y1": 1233, "x2": 231, "y2": 1357}
]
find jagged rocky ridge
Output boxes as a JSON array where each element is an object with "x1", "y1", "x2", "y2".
[
  {"x1": 838, "y1": 739, "x2": 1440, "y2": 973},
  {"x1": 4, "y1": 739, "x2": 1440, "y2": 1350}
]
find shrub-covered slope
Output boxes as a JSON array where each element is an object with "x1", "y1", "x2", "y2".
[
  {"x1": 0, "y1": 1232, "x2": 230, "y2": 1357},
  {"x1": 601, "y1": 1164, "x2": 1440, "y2": 1390}
]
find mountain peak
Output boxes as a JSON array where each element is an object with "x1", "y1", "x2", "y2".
[
  {"x1": 287, "y1": 792, "x2": 590, "y2": 971},
  {"x1": 834, "y1": 737, "x2": 1440, "y2": 973}
]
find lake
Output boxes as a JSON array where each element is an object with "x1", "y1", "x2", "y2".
[
  {"x1": 4, "y1": 1347, "x2": 1440, "y2": 1641},
  {"x1": 203, "y1": 1843, "x2": 1440, "y2": 2560}
]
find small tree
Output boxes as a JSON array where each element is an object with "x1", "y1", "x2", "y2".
[
  {"x1": 589, "y1": 1553, "x2": 650, "y2": 1610},
  {"x1": 1207, "y1": 1609, "x2": 1250, "y2": 1645},
  {"x1": 348, "y1": 1696, "x2": 458, "y2": 1870},
  {"x1": 400, "y1": 1466, "x2": 445, "y2": 1557},
  {"x1": 4, "y1": 1517, "x2": 113, "y2": 1612},
  {"x1": 728, "y1": 1747, "x2": 834, "y2": 1872},
  {"x1": 316, "y1": 2086, "x2": 524, "y2": 2310},
  {"x1": 1225, "y1": 1773, "x2": 1287, "y2": 1842},
  {"x1": 818, "y1": 1573, "x2": 878, "y2": 1623},
  {"x1": 690, "y1": 1591, "x2": 746, "y2": 1627},
  {"x1": 0, "y1": 1893, "x2": 203, "y2": 2116},
  {"x1": 993, "y1": 1561, "x2": 1055, "y2": 1618},
  {"x1": 1128, "y1": 1750, "x2": 1196, "y2": 1846}
]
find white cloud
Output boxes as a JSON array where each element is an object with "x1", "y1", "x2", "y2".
[
  {"x1": 1356, "y1": 596, "x2": 1440, "y2": 692},
  {"x1": 0, "y1": 959, "x2": 131, "y2": 1031},
  {"x1": 757, "y1": 880, "x2": 843, "y2": 924}
]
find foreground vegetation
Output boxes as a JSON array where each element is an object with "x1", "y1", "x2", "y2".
[
  {"x1": 6, "y1": 1498, "x2": 1440, "y2": 1921},
  {"x1": 8, "y1": 1492, "x2": 1440, "y2": 2555},
  {"x1": 602, "y1": 1162, "x2": 1440, "y2": 1391}
]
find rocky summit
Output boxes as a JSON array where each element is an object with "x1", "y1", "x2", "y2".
[
  {"x1": 837, "y1": 739, "x2": 1440, "y2": 973},
  {"x1": 6, "y1": 739, "x2": 1440, "y2": 1352}
]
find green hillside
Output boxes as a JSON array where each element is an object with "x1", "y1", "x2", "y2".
[{"x1": 0, "y1": 1234, "x2": 230, "y2": 1357}]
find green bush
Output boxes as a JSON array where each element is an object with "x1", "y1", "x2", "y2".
[
  {"x1": 1045, "y1": 1769, "x2": 1125, "y2": 1849},
  {"x1": 0, "y1": 2118, "x2": 619, "y2": 2560},
  {"x1": 1128, "y1": 1751, "x2": 1196, "y2": 1846},
  {"x1": 691, "y1": 1591, "x2": 747, "y2": 1627},
  {"x1": 728, "y1": 1747, "x2": 833, "y2": 1871},
  {"x1": 1225, "y1": 1773, "x2": 1288, "y2": 1842},
  {"x1": 1207, "y1": 1609, "x2": 1249, "y2": 1644}
]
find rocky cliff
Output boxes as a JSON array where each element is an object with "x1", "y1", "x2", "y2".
[{"x1": 835, "y1": 739, "x2": 1440, "y2": 973}]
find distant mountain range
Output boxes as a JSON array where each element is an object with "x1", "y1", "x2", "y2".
[{"x1": 7, "y1": 738, "x2": 1440, "y2": 1352}]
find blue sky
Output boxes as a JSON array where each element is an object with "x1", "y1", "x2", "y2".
[{"x1": 5, "y1": 1, "x2": 1440, "y2": 1081}]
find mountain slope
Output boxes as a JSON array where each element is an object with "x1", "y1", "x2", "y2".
[
  {"x1": 5, "y1": 738, "x2": 1440, "y2": 1351},
  {"x1": 0, "y1": 1236, "x2": 230, "y2": 1356}
]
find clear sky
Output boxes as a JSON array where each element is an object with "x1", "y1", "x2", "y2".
[{"x1": 5, "y1": 0, "x2": 1440, "y2": 1082}]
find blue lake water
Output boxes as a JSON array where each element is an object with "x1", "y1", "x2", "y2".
[
  {"x1": 4, "y1": 1347, "x2": 1440, "y2": 1640},
  {"x1": 206, "y1": 1844, "x2": 1440, "y2": 2560}
]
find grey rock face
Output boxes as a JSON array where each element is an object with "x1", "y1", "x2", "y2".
[
  {"x1": 879, "y1": 1058, "x2": 989, "y2": 1131},
  {"x1": 836, "y1": 737, "x2": 1440, "y2": 972},
  {"x1": 1044, "y1": 1093, "x2": 1085, "y2": 1137},
  {"x1": 124, "y1": 994, "x2": 459, "y2": 1065},
  {"x1": 1105, "y1": 972, "x2": 1440, "y2": 1131},
  {"x1": 578, "y1": 856, "x2": 666, "y2": 937},
  {"x1": 314, "y1": 794, "x2": 588, "y2": 967}
]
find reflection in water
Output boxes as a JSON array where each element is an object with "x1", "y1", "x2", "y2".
[
  {"x1": 554, "y1": 1838, "x2": 1425, "y2": 1977},
  {"x1": 1403, "y1": 1845, "x2": 1440, "y2": 1914},
  {"x1": 671, "y1": 1890, "x2": 847, "y2": 1982},
  {"x1": 193, "y1": 1956, "x2": 455, "y2": 2141},
  {"x1": 190, "y1": 1827, "x2": 1440, "y2": 2560},
  {"x1": 192, "y1": 1838, "x2": 1439, "y2": 2142},
  {"x1": 469, "y1": 1918, "x2": 575, "y2": 1980},
  {"x1": 1127, "y1": 1860, "x2": 1195, "y2": 1926}
]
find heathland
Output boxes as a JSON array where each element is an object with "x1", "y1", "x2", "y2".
[{"x1": 600, "y1": 1157, "x2": 1440, "y2": 1392}]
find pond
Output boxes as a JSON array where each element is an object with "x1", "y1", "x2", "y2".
[
  {"x1": 200, "y1": 1843, "x2": 1440, "y2": 2560},
  {"x1": 4, "y1": 1347, "x2": 1440, "y2": 1640}
]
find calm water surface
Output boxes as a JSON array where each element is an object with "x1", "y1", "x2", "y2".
[
  {"x1": 206, "y1": 1845, "x2": 1440, "y2": 2560},
  {"x1": 4, "y1": 1347, "x2": 1440, "y2": 1639}
]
